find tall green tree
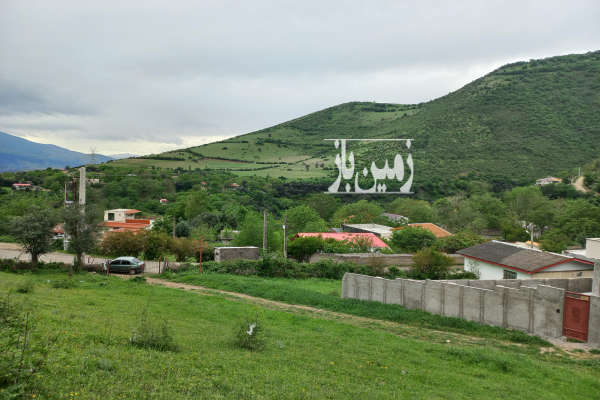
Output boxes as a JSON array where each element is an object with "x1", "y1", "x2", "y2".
[
  {"x1": 388, "y1": 198, "x2": 435, "y2": 223},
  {"x1": 331, "y1": 200, "x2": 384, "y2": 226},
  {"x1": 63, "y1": 204, "x2": 100, "y2": 275},
  {"x1": 285, "y1": 205, "x2": 328, "y2": 236},
  {"x1": 9, "y1": 205, "x2": 57, "y2": 267}
]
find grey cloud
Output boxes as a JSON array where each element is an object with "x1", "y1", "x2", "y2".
[{"x1": 0, "y1": 0, "x2": 599, "y2": 154}]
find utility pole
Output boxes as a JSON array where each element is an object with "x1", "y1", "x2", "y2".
[
  {"x1": 263, "y1": 210, "x2": 267, "y2": 252},
  {"x1": 283, "y1": 215, "x2": 288, "y2": 258},
  {"x1": 79, "y1": 167, "x2": 86, "y2": 206}
]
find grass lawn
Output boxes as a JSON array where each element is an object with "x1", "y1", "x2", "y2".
[
  {"x1": 2, "y1": 271, "x2": 599, "y2": 399},
  {"x1": 157, "y1": 272, "x2": 556, "y2": 345}
]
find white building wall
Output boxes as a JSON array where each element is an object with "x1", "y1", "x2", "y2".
[
  {"x1": 464, "y1": 258, "x2": 530, "y2": 280},
  {"x1": 544, "y1": 261, "x2": 593, "y2": 272}
]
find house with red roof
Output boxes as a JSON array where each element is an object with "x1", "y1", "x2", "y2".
[
  {"x1": 392, "y1": 223, "x2": 452, "y2": 238},
  {"x1": 101, "y1": 209, "x2": 153, "y2": 233},
  {"x1": 293, "y1": 232, "x2": 389, "y2": 250}
]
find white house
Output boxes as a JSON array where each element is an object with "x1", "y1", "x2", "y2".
[{"x1": 458, "y1": 240, "x2": 594, "y2": 280}]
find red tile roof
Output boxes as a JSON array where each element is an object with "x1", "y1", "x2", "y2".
[
  {"x1": 392, "y1": 223, "x2": 452, "y2": 238},
  {"x1": 295, "y1": 232, "x2": 389, "y2": 248},
  {"x1": 125, "y1": 209, "x2": 142, "y2": 214},
  {"x1": 101, "y1": 221, "x2": 150, "y2": 231}
]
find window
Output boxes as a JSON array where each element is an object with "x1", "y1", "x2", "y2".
[
  {"x1": 503, "y1": 270, "x2": 517, "y2": 279},
  {"x1": 108, "y1": 213, "x2": 115, "y2": 221}
]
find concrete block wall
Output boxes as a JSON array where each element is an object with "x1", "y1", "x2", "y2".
[
  {"x1": 341, "y1": 273, "x2": 580, "y2": 342},
  {"x1": 214, "y1": 246, "x2": 260, "y2": 262},
  {"x1": 444, "y1": 278, "x2": 592, "y2": 293}
]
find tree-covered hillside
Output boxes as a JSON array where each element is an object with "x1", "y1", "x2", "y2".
[{"x1": 117, "y1": 51, "x2": 600, "y2": 194}]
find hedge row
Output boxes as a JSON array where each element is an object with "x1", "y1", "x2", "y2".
[{"x1": 194, "y1": 257, "x2": 394, "y2": 280}]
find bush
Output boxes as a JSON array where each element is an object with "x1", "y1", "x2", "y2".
[
  {"x1": 100, "y1": 231, "x2": 145, "y2": 258},
  {"x1": 130, "y1": 310, "x2": 178, "y2": 352},
  {"x1": 433, "y1": 231, "x2": 487, "y2": 253},
  {"x1": 142, "y1": 231, "x2": 171, "y2": 261},
  {"x1": 501, "y1": 221, "x2": 529, "y2": 242},
  {"x1": 16, "y1": 279, "x2": 34, "y2": 294},
  {"x1": 170, "y1": 237, "x2": 203, "y2": 262},
  {"x1": 51, "y1": 278, "x2": 77, "y2": 289},
  {"x1": 390, "y1": 227, "x2": 436, "y2": 253},
  {"x1": 540, "y1": 229, "x2": 571, "y2": 252},
  {"x1": 408, "y1": 248, "x2": 453, "y2": 279},
  {"x1": 234, "y1": 318, "x2": 265, "y2": 351},
  {"x1": 287, "y1": 236, "x2": 324, "y2": 262},
  {"x1": 0, "y1": 294, "x2": 49, "y2": 397}
]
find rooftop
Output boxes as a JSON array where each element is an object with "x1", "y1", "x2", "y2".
[
  {"x1": 295, "y1": 232, "x2": 389, "y2": 249},
  {"x1": 458, "y1": 240, "x2": 592, "y2": 273},
  {"x1": 392, "y1": 223, "x2": 453, "y2": 238}
]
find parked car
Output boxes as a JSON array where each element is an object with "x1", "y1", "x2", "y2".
[{"x1": 103, "y1": 257, "x2": 145, "y2": 274}]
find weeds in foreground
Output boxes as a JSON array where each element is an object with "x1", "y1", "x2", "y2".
[
  {"x1": 234, "y1": 316, "x2": 266, "y2": 351},
  {"x1": 51, "y1": 278, "x2": 77, "y2": 289},
  {"x1": 0, "y1": 293, "x2": 51, "y2": 398},
  {"x1": 16, "y1": 279, "x2": 34, "y2": 294},
  {"x1": 130, "y1": 309, "x2": 178, "y2": 352}
]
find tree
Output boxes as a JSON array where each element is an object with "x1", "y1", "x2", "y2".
[
  {"x1": 63, "y1": 204, "x2": 100, "y2": 275},
  {"x1": 142, "y1": 231, "x2": 171, "y2": 260},
  {"x1": 9, "y1": 205, "x2": 57, "y2": 267},
  {"x1": 389, "y1": 227, "x2": 436, "y2": 253},
  {"x1": 433, "y1": 231, "x2": 487, "y2": 254},
  {"x1": 100, "y1": 231, "x2": 145, "y2": 258},
  {"x1": 285, "y1": 205, "x2": 328, "y2": 236},
  {"x1": 185, "y1": 191, "x2": 208, "y2": 220},
  {"x1": 540, "y1": 229, "x2": 571, "y2": 253},
  {"x1": 304, "y1": 193, "x2": 340, "y2": 221},
  {"x1": 287, "y1": 236, "x2": 324, "y2": 262},
  {"x1": 331, "y1": 200, "x2": 384, "y2": 226},
  {"x1": 388, "y1": 198, "x2": 435, "y2": 223},
  {"x1": 175, "y1": 220, "x2": 191, "y2": 237},
  {"x1": 409, "y1": 248, "x2": 453, "y2": 279},
  {"x1": 170, "y1": 237, "x2": 203, "y2": 262}
]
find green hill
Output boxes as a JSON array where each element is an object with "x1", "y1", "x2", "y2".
[{"x1": 115, "y1": 51, "x2": 600, "y2": 191}]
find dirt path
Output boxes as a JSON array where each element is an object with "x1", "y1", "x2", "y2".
[
  {"x1": 140, "y1": 277, "x2": 596, "y2": 354},
  {"x1": 574, "y1": 176, "x2": 589, "y2": 193}
]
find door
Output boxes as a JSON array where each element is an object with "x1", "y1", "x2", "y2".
[{"x1": 563, "y1": 292, "x2": 590, "y2": 341}]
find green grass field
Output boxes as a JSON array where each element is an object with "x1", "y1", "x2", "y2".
[
  {"x1": 2, "y1": 271, "x2": 599, "y2": 399},
  {"x1": 156, "y1": 272, "x2": 550, "y2": 345}
]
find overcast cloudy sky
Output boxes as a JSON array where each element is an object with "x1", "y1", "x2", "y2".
[{"x1": 1, "y1": 1, "x2": 599, "y2": 155}]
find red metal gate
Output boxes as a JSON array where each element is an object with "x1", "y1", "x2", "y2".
[{"x1": 563, "y1": 292, "x2": 590, "y2": 341}]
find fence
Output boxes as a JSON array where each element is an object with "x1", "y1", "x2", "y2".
[{"x1": 341, "y1": 273, "x2": 599, "y2": 346}]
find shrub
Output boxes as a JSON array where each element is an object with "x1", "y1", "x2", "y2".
[
  {"x1": 51, "y1": 278, "x2": 77, "y2": 289},
  {"x1": 170, "y1": 237, "x2": 203, "y2": 262},
  {"x1": 390, "y1": 227, "x2": 436, "y2": 253},
  {"x1": 16, "y1": 279, "x2": 34, "y2": 294},
  {"x1": 433, "y1": 231, "x2": 487, "y2": 253},
  {"x1": 540, "y1": 229, "x2": 571, "y2": 252},
  {"x1": 0, "y1": 294, "x2": 49, "y2": 397},
  {"x1": 287, "y1": 236, "x2": 324, "y2": 262},
  {"x1": 142, "y1": 231, "x2": 171, "y2": 260},
  {"x1": 100, "y1": 231, "x2": 145, "y2": 258},
  {"x1": 130, "y1": 310, "x2": 178, "y2": 352},
  {"x1": 234, "y1": 318, "x2": 265, "y2": 351},
  {"x1": 408, "y1": 247, "x2": 453, "y2": 279}
]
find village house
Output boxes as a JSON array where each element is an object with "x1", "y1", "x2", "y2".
[
  {"x1": 392, "y1": 222, "x2": 453, "y2": 238},
  {"x1": 380, "y1": 213, "x2": 409, "y2": 224},
  {"x1": 101, "y1": 209, "x2": 153, "y2": 233},
  {"x1": 536, "y1": 176, "x2": 562, "y2": 186},
  {"x1": 458, "y1": 240, "x2": 594, "y2": 280},
  {"x1": 294, "y1": 232, "x2": 390, "y2": 250},
  {"x1": 342, "y1": 223, "x2": 394, "y2": 239}
]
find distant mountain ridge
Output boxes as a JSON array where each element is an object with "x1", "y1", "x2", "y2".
[
  {"x1": 125, "y1": 50, "x2": 600, "y2": 191},
  {"x1": 0, "y1": 131, "x2": 113, "y2": 172}
]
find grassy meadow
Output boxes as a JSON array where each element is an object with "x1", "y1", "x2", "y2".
[{"x1": 2, "y1": 270, "x2": 599, "y2": 399}]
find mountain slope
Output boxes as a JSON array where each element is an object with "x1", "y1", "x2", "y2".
[
  {"x1": 122, "y1": 51, "x2": 600, "y2": 190},
  {"x1": 0, "y1": 131, "x2": 112, "y2": 172}
]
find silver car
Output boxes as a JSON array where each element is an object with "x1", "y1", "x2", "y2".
[{"x1": 104, "y1": 257, "x2": 145, "y2": 274}]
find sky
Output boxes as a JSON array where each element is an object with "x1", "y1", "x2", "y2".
[{"x1": 1, "y1": 1, "x2": 599, "y2": 156}]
